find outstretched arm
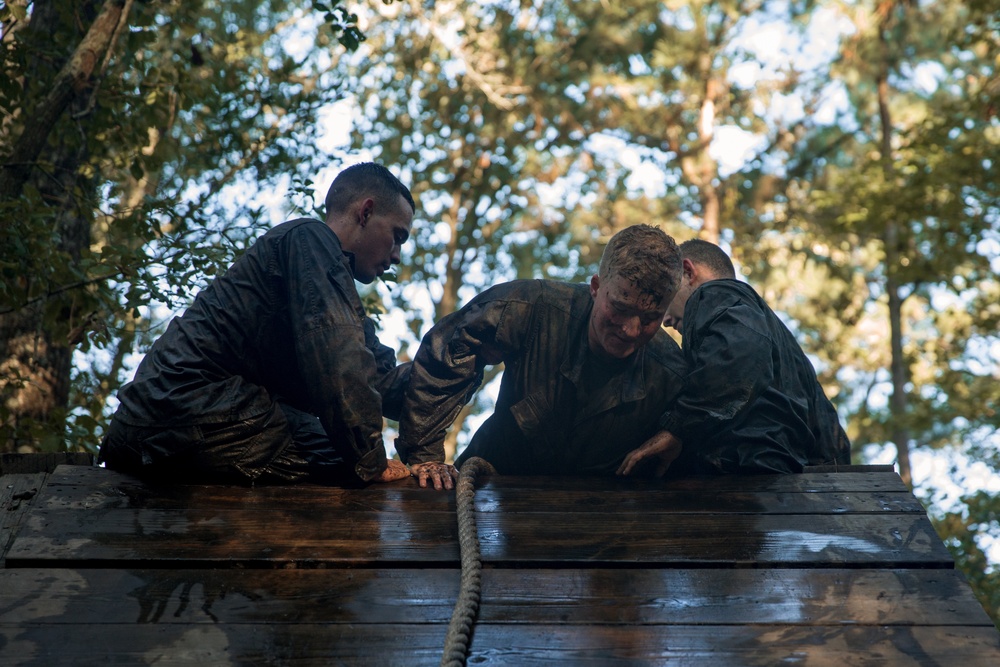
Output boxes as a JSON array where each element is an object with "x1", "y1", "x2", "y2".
[{"x1": 396, "y1": 283, "x2": 532, "y2": 482}]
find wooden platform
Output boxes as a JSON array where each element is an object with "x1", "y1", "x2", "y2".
[{"x1": 2, "y1": 463, "x2": 998, "y2": 665}]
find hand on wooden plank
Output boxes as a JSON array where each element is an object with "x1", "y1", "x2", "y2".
[
  {"x1": 375, "y1": 459, "x2": 412, "y2": 483},
  {"x1": 409, "y1": 461, "x2": 458, "y2": 491},
  {"x1": 617, "y1": 430, "x2": 683, "y2": 477}
]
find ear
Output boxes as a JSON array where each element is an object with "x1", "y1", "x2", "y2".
[
  {"x1": 589, "y1": 274, "x2": 601, "y2": 298},
  {"x1": 357, "y1": 197, "x2": 375, "y2": 227},
  {"x1": 682, "y1": 258, "x2": 697, "y2": 283}
]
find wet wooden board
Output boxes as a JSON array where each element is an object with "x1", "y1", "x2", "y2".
[
  {"x1": 43, "y1": 462, "x2": 913, "y2": 495},
  {"x1": 0, "y1": 472, "x2": 46, "y2": 565},
  {"x1": 8, "y1": 465, "x2": 941, "y2": 567},
  {"x1": 6, "y1": 506, "x2": 951, "y2": 567},
  {"x1": 35, "y1": 468, "x2": 923, "y2": 514},
  {"x1": 1, "y1": 567, "x2": 993, "y2": 626},
  {"x1": 3, "y1": 623, "x2": 999, "y2": 666},
  {"x1": 1, "y1": 464, "x2": 996, "y2": 666},
  {"x1": 0, "y1": 453, "x2": 92, "y2": 475}
]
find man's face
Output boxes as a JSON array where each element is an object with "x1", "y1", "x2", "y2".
[
  {"x1": 661, "y1": 262, "x2": 695, "y2": 333},
  {"x1": 588, "y1": 274, "x2": 672, "y2": 360},
  {"x1": 661, "y1": 286, "x2": 690, "y2": 333},
  {"x1": 351, "y1": 194, "x2": 413, "y2": 284}
]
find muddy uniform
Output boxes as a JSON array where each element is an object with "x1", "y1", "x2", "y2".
[
  {"x1": 663, "y1": 279, "x2": 850, "y2": 474},
  {"x1": 100, "y1": 219, "x2": 408, "y2": 484},
  {"x1": 395, "y1": 280, "x2": 686, "y2": 475}
]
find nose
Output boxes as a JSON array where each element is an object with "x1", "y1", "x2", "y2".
[
  {"x1": 621, "y1": 315, "x2": 641, "y2": 338},
  {"x1": 662, "y1": 314, "x2": 681, "y2": 331},
  {"x1": 389, "y1": 244, "x2": 402, "y2": 265}
]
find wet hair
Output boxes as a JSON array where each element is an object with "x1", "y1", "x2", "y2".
[
  {"x1": 598, "y1": 225, "x2": 682, "y2": 302},
  {"x1": 679, "y1": 239, "x2": 736, "y2": 279},
  {"x1": 324, "y1": 162, "x2": 415, "y2": 218}
]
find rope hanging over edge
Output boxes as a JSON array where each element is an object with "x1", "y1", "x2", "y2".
[{"x1": 440, "y1": 456, "x2": 496, "y2": 667}]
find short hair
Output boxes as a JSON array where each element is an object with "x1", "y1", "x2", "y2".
[
  {"x1": 324, "y1": 162, "x2": 415, "y2": 218},
  {"x1": 679, "y1": 239, "x2": 736, "y2": 279},
  {"x1": 598, "y1": 225, "x2": 681, "y2": 303}
]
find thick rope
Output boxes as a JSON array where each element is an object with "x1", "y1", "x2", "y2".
[{"x1": 441, "y1": 456, "x2": 496, "y2": 667}]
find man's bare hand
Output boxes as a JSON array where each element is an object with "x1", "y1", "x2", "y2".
[
  {"x1": 617, "y1": 430, "x2": 682, "y2": 477},
  {"x1": 410, "y1": 461, "x2": 458, "y2": 490},
  {"x1": 375, "y1": 458, "x2": 411, "y2": 483}
]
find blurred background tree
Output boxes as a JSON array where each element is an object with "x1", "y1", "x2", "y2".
[{"x1": 1, "y1": 0, "x2": 997, "y2": 624}]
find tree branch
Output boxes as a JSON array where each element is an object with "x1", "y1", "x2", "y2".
[
  {"x1": 0, "y1": 0, "x2": 133, "y2": 199},
  {"x1": 0, "y1": 271, "x2": 124, "y2": 316}
]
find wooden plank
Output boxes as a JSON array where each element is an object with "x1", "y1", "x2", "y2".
[
  {"x1": 5, "y1": 509, "x2": 953, "y2": 567},
  {"x1": 0, "y1": 567, "x2": 992, "y2": 627},
  {"x1": 1, "y1": 472, "x2": 47, "y2": 563},
  {"x1": 0, "y1": 453, "x2": 92, "y2": 475},
  {"x1": 1, "y1": 623, "x2": 998, "y2": 666},
  {"x1": 479, "y1": 512, "x2": 953, "y2": 567},
  {"x1": 487, "y1": 471, "x2": 911, "y2": 493},
  {"x1": 804, "y1": 464, "x2": 896, "y2": 473},
  {"x1": 38, "y1": 465, "x2": 921, "y2": 515},
  {"x1": 37, "y1": 477, "x2": 924, "y2": 515},
  {"x1": 46, "y1": 463, "x2": 911, "y2": 494}
]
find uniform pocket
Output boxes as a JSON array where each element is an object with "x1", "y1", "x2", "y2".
[
  {"x1": 509, "y1": 392, "x2": 550, "y2": 437},
  {"x1": 138, "y1": 424, "x2": 204, "y2": 464}
]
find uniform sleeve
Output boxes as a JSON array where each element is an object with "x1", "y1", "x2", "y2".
[
  {"x1": 659, "y1": 285, "x2": 774, "y2": 443},
  {"x1": 284, "y1": 225, "x2": 387, "y2": 482},
  {"x1": 395, "y1": 283, "x2": 534, "y2": 465}
]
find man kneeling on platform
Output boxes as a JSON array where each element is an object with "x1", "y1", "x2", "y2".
[
  {"x1": 100, "y1": 163, "x2": 456, "y2": 490},
  {"x1": 393, "y1": 225, "x2": 687, "y2": 476},
  {"x1": 617, "y1": 239, "x2": 851, "y2": 477}
]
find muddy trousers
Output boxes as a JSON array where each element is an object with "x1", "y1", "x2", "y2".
[{"x1": 99, "y1": 401, "x2": 356, "y2": 485}]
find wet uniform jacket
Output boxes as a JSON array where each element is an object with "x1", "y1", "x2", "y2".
[
  {"x1": 662, "y1": 279, "x2": 851, "y2": 474},
  {"x1": 395, "y1": 280, "x2": 686, "y2": 475},
  {"x1": 109, "y1": 218, "x2": 408, "y2": 482}
]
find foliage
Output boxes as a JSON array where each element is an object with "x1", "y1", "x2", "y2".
[
  {"x1": 342, "y1": 0, "x2": 819, "y2": 452},
  {"x1": 0, "y1": 0, "x2": 375, "y2": 452}
]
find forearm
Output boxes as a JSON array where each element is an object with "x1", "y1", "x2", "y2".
[
  {"x1": 286, "y1": 226, "x2": 391, "y2": 481},
  {"x1": 395, "y1": 355, "x2": 482, "y2": 465},
  {"x1": 299, "y1": 325, "x2": 388, "y2": 480},
  {"x1": 396, "y1": 294, "x2": 517, "y2": 464}
]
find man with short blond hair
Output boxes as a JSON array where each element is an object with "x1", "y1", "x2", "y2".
[{"x1": 396, "y1": 224, "x2": 686, "y2": 476}]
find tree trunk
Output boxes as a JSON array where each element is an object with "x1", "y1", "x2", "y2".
[
  {"x1": 0, "y1": 0, "x2": 130, "y2": 199},
  {"x1": 698, "y1": 77, "x2": 722, "y2": 244},
  {"x1": 0, "y1": 0, "x2": 129, "y2": 452},
  {"x1": 877, "y1": 2, "x2": 911, "y2": 486},
  {"x1": 0, "y1": 305, "x2": 72, "y2": 452}
]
